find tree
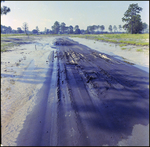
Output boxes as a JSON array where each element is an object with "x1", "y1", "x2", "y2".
[
  {"x1": 92, "y1": 25, "x2": 97, "y2": 33},
  {"x1": 74, "y1": 25, "x2": 80, "y2": 34},
  {"x1": 80, "y1": 29, "x2": 85, "y2": 34},
  {"x1": 60, "y1": 22, "x2": 66, "y2": 34},
  {"x1": 113, "y1": 25, "x2": 117, "y2": 32},
  {"x1": 67, "y1": 25, "x2": 73, "y2": 34},
  {"x1": 22, "y1": 22, "x2": 29, "y2": 35},
  {"x1": 74, "y1": 29, "x2": 80, "y2": 34},
  {"x1": 44, "y1": 27, "x2": 51, "y2": 34},
  {"x1": 122, "y1": 3, "x2": 143, "y2": 34},
  {"x1": 95, "y1": 25, "x2": 99, "y2": 32},
  {"x1": 44, "y1": 27, "x2": 47, "y2": 34},
  {"x1": 85, "y1": 29, "x2": 90, "y2": 34},
  {"x1": 100, "y1": 25, "x2": 105, "y2": 32},
  {"x1": 74, "y1": 25, "x2": 79, "y2": 30},
  {"x1": 108, "y1": 25, "x2": 112, "y2": 32},
  {"x1": 64, "y1": 26, "x2": 69, "y2": 34},
  {"x1": 119, "y1": 25, "x2": 122, "y2": 32},
  {"x1": 98, "y1": 25, "x2": 101, "y2": 32},
  {"x1": 142, "y1": 22, "x2": 148, "y2": 33},
  {"x1": 142, "y1": 22, "x2": 148, "y2": 30},
  {"x1": 51, "y1": 21, "x2": 60, "y2": 34},
  {"x1": 6, "y1": 26, "x2": 12, "y2": 33},
  {"x1": 12, "y1": 29, "x2": 17, "y2": 34},
  {"x1": 87, "y1": 26, "x2": 91, "y2": 34},
  {"x1": 17, "y1": 27, "x2": 23, "y2": 33},
  {"x1": 87, "y1": 26, "x2": 95, "y2": 34},
  {"x1": 1, "y1": 1, "x2": 10, "y2": 15},
  {"x1": 36, "y1": 26, "x2": 39, "y2": 34},
  {"x1": 32, "y1": 29, "x2": 38, "y2": 34},
  {"x1": 1, "y1": 25, "x2": 6, "y2": 33}
]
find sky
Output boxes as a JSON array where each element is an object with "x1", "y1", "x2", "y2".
[{"x1": 1, "y1": 1, "x2": 149, "y2": 32}]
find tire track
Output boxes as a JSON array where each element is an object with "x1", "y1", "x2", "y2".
[
  {"x1": 40, "y1": 51, "x2": 59, "y2": 146},
  {"x1": 57, "y1": 41, "x2": 149, "y2": 145},
  {"x1": 56, "y1": 48, "x2": 90, "y2": 146}
]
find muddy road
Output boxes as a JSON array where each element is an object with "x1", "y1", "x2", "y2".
[{"x1": 1, "y1": 37, "x2": 149, "y2": 146}]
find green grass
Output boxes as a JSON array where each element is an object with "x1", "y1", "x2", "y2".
[
  {"x1": 135, "y1": 42, "x2": 149, "y2": 46},
  {"x1": 71, "y1": 33, "x2": 149, "y2": 46},
  {"x1": 121, "y1": 47, "x2": 127, "y2": 50},
  {"x1": 1, "y1": 42, "x2": 19, "y2": 52},
  {"x1": 1, "y1": 33, "x2": 30, "y2": 38},
  {"x1": 104, "y1": 34, "x2": 149, "y2": 40},
  {"x1": 136, "y1": 49, "x2": 143, "y2": 52},
  {"x1": 1, "y1": 33, "x2": 42, "y2": 52},
  {"x1": 119, "y1": 44, "x2": 127, "y2": 47}
]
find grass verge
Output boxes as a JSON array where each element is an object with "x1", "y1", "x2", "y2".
[
  {"x1": 1, "y1": 34, "x2": 37, "y2": 52},
  {"x1": 70, "y1": 34, "x2": 149, "y2": 46}
]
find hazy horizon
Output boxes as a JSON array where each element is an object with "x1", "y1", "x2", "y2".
[{"x1": 1, "y1": 1, "x2": 149, "y2": 32}]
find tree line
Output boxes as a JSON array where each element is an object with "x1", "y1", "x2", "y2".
[
  {"x1": 0, "y1": 22, "x2": 123, "y2": 35},
  {"x1": 1, "y1": 3, "x2": 149, "y2": 34},
  {"x1": 1, "y1": 21, "x2": 148, "y2": 35}
]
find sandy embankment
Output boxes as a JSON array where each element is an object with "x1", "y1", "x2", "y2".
[{"x1": 1, "y1": 36, "x2": 149, "y2": 146}]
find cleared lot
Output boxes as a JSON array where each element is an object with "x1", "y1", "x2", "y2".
[{"x1": 1, "y1": 36, "x2": 149, "y2": 146}]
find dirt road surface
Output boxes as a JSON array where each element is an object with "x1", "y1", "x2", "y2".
[{"x1": 1, "y1": 37, "x2": 149, "y2": 146}]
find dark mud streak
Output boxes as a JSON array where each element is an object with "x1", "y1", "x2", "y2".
[
  {"x1": 57, "y1": 49, "x2": 91, "y2": 146},
  {"x1": 65, "y1": 63, "x2": 92, "y2": 145}
]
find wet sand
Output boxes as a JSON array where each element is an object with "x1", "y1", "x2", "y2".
[
  {"x1": 70, "y1": 37, "x2": 149, "y2": 73},
  {"x1": 1, "y1": 37, "x2": 149, "y2": 146}
]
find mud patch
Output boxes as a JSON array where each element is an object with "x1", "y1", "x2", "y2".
[{"x1": 53, "y1": 37, "x2": 79, "y2": 46}]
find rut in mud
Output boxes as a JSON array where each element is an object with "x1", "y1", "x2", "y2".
[{"x1": 3, "y1": 37, "x2": 149, "y2": 146}]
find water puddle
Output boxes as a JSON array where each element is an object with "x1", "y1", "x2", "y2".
[{"x1": 34, "y1": 37, "x2": 61, "y2": 51}]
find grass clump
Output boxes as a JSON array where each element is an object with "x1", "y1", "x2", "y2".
[
  {"x1": 136, "y1": 42, "x2": 149, "y2": 46},
  {"x1": 121, "y1": 47, "x2": 127, "y2": 50},
  {"x1": 109, "y1": 39, "x2": 118, "y2": 43},
  {"x1": 1, "y1": 34, "x2": 37, "y2": 52},
  {"x1": 119, "y1": 44, "x2": 127, "y2": 47},
  {"x1": 1, "y1": 42, "x2": 17, "y2": 52},
  {"x1": 136, "y1": 49, "x2": 143, "y2": 52}
]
